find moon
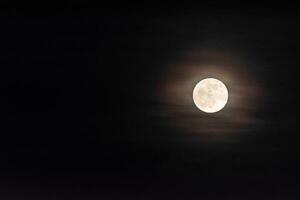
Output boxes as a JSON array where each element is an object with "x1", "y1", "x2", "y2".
[{"x1": 193, "y1": 78, "x2": 228, "y2": 113}]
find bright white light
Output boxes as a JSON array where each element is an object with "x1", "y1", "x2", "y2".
[{"x1": 193, "y1": 78, "x2": 228, "y2": 113}]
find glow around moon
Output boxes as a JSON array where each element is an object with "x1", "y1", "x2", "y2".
[
  {"x1": 193, "y1": 78, "x2": 228, "y2": 113},
  {"x1": 157, "y1": 50, "x2": 263, "y2": 136}
]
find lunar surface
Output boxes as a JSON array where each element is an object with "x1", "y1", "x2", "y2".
[{"x1": 193, "y1": 78, "x2": 228, "y2": 113}]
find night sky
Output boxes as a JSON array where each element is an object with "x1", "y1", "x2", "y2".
[{"x1": 1, "y1": 7, "x2": 300, "y2": 199}]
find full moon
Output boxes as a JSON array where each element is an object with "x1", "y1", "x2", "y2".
[{"x1": 193, "y1": 78, "x2": 228, "y2": 113}]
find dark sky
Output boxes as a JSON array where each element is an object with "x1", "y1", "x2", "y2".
[{"x1": 1, "y1": 7, "x2": 300, "y2": 199}]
